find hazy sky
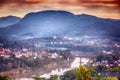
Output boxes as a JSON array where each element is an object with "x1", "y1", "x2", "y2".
[{"x1": 0, "y1": 0, "x2": 120, "y2": 19}]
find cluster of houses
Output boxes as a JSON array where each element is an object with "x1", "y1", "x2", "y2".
[
  {"x1": 0, "y1": 47, "x2": 63, "y2": 60},
  {"x1": 94, "y1": 59, "x2": 120, "y2": 67},
  {"x1": 0, "y1": 48, "x2": 12, "y2": 58}
]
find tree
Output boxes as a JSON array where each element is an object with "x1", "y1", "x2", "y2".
[
  {"x1": 61, "y1": 69, "x2": 78, "y2": 80},
  {"x1": 61, "y1": 66, "x2": 93, "y2": 80},
  {"x1": 0, "y1": 74, "x2": 11, "y2": 80},
  {"x1": 103, "y1": 77, "x2": 118, "y2": 80},
  {"x1": 33, "y1": 77, "x2": 46, "y2": 80},
  {"x1": 48, "y1": 75, "x2": 58, "y2": 80},
  {"x1": 76, "y1": 66, "x2": 93, "y2": 80}
]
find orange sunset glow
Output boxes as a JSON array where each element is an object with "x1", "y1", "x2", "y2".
[{"x1": 0, "y1": 0, "x2": 120, "y2": 19}]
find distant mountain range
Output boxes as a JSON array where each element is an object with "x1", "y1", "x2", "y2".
[
  {"x1": 0, "y1": 16, "x2": 21, "y2": 28},
  {"x1": 0, "y1": 10, "x2": 120, "y2": 39}
]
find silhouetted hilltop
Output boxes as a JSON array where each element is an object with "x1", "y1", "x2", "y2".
[{"x1": 0, "y1": 10, "x2": 120, "y2": 38}]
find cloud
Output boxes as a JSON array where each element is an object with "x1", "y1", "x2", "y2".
[
  {"x1": 0, "y1": 0, "x2": 119, "y2": 7},
  {"x1": 0, "y1": 0, "x2": 120, "y2": 19},
  {"x1": 0, "y1": 0, "x2": 45, "y2": 8}
]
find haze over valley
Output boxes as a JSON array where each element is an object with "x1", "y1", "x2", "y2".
[{"x1": 0, "y1": 10, "x2": 120, "y2": 80}]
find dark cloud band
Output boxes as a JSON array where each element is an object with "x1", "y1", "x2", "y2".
[{"x1": 0, "y1": 0, "x2": 120, "y2": 19}]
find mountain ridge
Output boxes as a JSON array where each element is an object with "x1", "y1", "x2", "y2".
[
  {"x1": 0, "y1": 10, "x2": 120, "y2": 38},
  {"x1": 0, "y1": 16, "x2": 21, "y2": 28}
]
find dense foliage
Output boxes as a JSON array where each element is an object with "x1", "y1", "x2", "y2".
[
  {"x1": 0, "y1": 74, "x2": 11, "y2": 80},
  {"x1": 33, "y1": 66, "x2": 119, "y2": 80},
  {"x1": 0, "y1": 54, "x2": 52, "y2": 72}
]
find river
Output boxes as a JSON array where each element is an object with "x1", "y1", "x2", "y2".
[{"x1": 16, "y1": 57, "x2": 89, "y2": 80}]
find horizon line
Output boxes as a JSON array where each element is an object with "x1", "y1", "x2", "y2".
[{"x1": 0, "y1": 10, "x2": 120, "y2": 20}]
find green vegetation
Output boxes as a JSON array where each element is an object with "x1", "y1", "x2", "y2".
[
  {"x1": 0, "y1": 66, "x2": 118, "y2": 80},
  {"x1": 0, "y1": 74, "x2": 11, "y2": 80},
  {"x1": 61, "y1": 66, "x2": 93, "y2": 80},
  {"x1": 103, "y1": 77, "x2": 118, "y2": 80},
  {"x1": 0, "y1": 55, "x2": 52, "y2": 72},
  {"x1": 33, "y1": 66, "x2": 119, "y2": 80},
  {"x1": 0, "y1": 49, "x2": 73, "y2": 72},
  {"x1": 33, "y1": 75, "x2": 58, "y2": 80},
  {"x1": 96, "y1": 53, "x2": 120, "y2": 78},
  {"x1": 48, "y1": 75, "x2": 58, "y2": 80},
  {"x1": 96, "y1": 53, "x2": 120, "y2": 64},
  {"x1": 33, "y1": 77, "x2": 46, "y2": 80}
]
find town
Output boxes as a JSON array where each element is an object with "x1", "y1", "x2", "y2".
[{"x1": 0, "y1": 36, "x2": 120, "y2": 79}]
